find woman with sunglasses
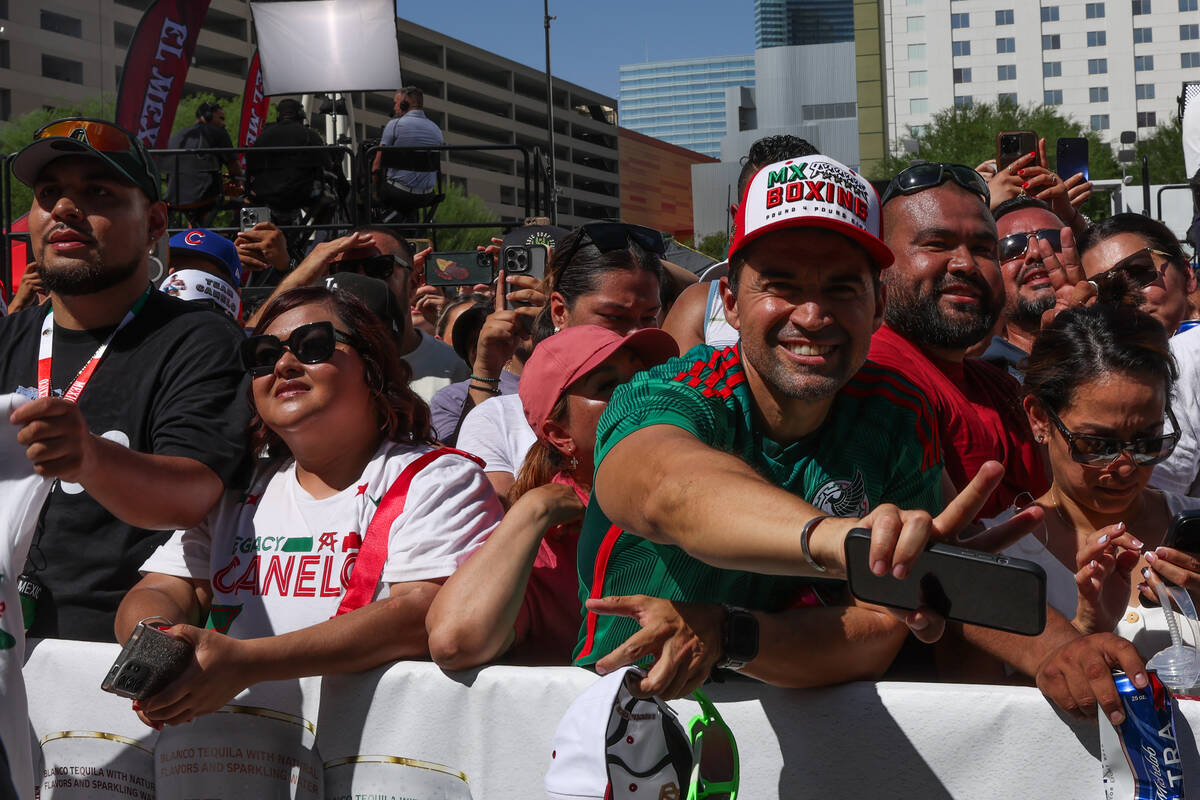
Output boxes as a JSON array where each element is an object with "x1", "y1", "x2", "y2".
[
  {"x1": 115, "y1": 286, "x2": 502, "y2": 728},
  {"x1": 1079, "y1": 214, "x2": 1200, "y2": 498},
  {"x1": 428, "y1": 325, "x2": 678, "y2": 669},
  {"x1": 999, "y1": 304, "x2": 1200, "y2": 655},
  {"x1": 457, "y1": 223, "x2": 666, "y2": 498}
]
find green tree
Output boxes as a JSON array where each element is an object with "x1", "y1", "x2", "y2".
[
  {"x1": 868, "y1": 99, "x2": 1121, "y2": 183},
  {"x1": 1124, "y1": 114, "x2": 1188, "y2": 186},
  {"x1": 431, "y1": 182, "x2": 501, "y2": 250},
  {"x1": 694, "y1": 230, "x2": 729, "y2": 261}
]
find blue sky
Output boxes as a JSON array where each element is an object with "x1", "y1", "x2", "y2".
[{"x1": 397, "y1": 2, "x2": 755, "y2": 99}]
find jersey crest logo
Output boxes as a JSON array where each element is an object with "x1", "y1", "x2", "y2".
[{"x1": 812, "y1": 470, "x2": 869, "y2": 517}]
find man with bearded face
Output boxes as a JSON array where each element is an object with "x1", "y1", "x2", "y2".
[
  {"x1": 0, "y1": 119, "x2": 249, "y2": 641},
  {"x1": 868, "y1": 163, "x2": 1048, "y2": 521}
]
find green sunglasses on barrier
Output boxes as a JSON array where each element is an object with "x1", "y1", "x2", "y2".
[{"x1": 686, "y1": 689, "x2": 739, "y2": 800}]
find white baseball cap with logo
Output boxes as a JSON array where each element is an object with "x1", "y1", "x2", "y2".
[{"x1": 729, "y1": 154, "x2": 893, "y2": 269}]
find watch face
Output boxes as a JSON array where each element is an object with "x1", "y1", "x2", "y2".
[{"x1": 724, "y1": 609, "x2": 759, "y2": 663}]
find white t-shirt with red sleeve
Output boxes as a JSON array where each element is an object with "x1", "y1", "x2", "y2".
[{"x1": 140, "y1": 440, "x2": 502, "y2": 639}]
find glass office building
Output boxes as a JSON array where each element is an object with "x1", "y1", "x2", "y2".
[
  {"x1": 618, "y1": 55, "x2": 756, "y2": 158},
  {"x1": 755, "y1": 0, "x2": 855, "y2": 48}
]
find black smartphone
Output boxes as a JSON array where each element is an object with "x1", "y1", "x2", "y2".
[
  {"x1": 501, "y1": 244, "x2": 548, "y2": 281},
  {"x1": 426, "y1": 250, "x2": 493, "y2": 287},
  {"x1": 239, "y1": 206, "x2": 271, "y2": 232},
  {"x1": 844, "y1": 529, "x2": 1047, "y2": 636},
  {"x1": 1164, "y1": 510, "x2": 1200, "y2": 553},
  {"x1": 997, "y1": 130, "x2": 1038, "y2": 171},
  {"x1": 1056, "y1": 137, "x2": 1089, "y2": 181},
  {"x1": 101, "y1": 620, "x2": 193, "y2": 700}
]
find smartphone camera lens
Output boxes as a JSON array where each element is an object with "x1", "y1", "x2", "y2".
[{"x1": 504, "y1": 248, "x2": 528, "y2": 273}]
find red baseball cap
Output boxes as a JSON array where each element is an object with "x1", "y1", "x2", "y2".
[{"x1": 519, "y1": 326, "x2": 679, "y2": 441}]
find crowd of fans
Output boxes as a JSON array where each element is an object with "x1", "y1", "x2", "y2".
[{"x1": 5, "y1": 109, "x2": 1200, "y2": 759}]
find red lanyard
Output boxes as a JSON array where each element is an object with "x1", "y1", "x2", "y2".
[{"x1": 36, "y1": 288, "x2": 151, "y2": 402}]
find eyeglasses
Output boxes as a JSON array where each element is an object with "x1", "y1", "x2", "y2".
[
  {"x1": 880, "y1": 162, "x2": 991, "y2": 207},
  {"x1": 1091, "y1": 247, "x2": 1176, "y2": 291},
  {"x1": 554, "y1": 222, "x2": 667, "y2": 275},
  {"x1": 997, "y1": 229, "x2": 1063, "y2": 263},
  {"x1": 333, "y1": 253, "x2": 407, "y2": 281},
  {"x1": 240, "y1": 321, "x2": 353, "y2": 376},
  {"x1": 1044, "y1": 405, "x2": 1180, "y2": 467},
  {"x1": 686, "y1": 689, "x2": 739, "y2": 800}
]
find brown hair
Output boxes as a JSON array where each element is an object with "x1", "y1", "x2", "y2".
[
  {"x1": 247, "y1": 286, "x2": 434, "y2": 457},
  {"x1": 508, "y1": 393, "x2": 570, "y2": 504}
]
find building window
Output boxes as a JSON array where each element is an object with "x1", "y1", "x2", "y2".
[
  {"x1": 997, "y1": 64, "x2": 1016, "y2": 80},
  {"x1": 1044, "y1": 61, "x2": 1063, "y2": 77},
  {"x1": 1183, "y1": 24, "x2": 1200, "y2": 40},
  {"x1": 1086, "y1": 2, "x2": 1106, "y2": 16},
  {"x1": 0, "y1": 39, "x2": 7, "y2": 70},
  {"x1": 1042, "y1": 6, "x2": 1060, "y2": 21},
  {"x1": 1045, "y1": 89, "x2": 1064, "y2": 105},
  {"x1": 41, "y1": 54, "x2": 83, "y2": 84},
  {"x1": 1088, "y1": 58, "x2": 1108, "y2": 74},
  {"x1": 910, "y1": 98, "x2": 929, "y2": 114},
  {"x1": 997, "y1": 37, "x2": 1015, "y2": 53},
  {"x1": 1136, "y1": 83, "x2": 1155, "y2": 99},
  {"x1": 909, "y1": 70, "x2": 928, "y2": 87},
  {"x1": 953, "y1": 40, "x2": 972, "y2": 56},
  {"x1": 1135, "y1": 55, "x2": 1154, "y2": 70},
  {"x1": 951, "y1": 12, "x2": 969, "y2": 28},
  {"x1": 907, "y1": 16, "x2": 926, "y2": 32},
  {"x1": 955, "y1": 95, "x2": 974, "y2": 108},
  {"x1": 0, "y1": 88, "x2": 9, "y2": 122},
  {"x1": 1090, "y1": 87, "x2": 1109, "y2": 102},
  {"x1": 907, "y1": 43, "x2": 926, "y2": 59},
  {"x1": 41, "y1": 10, "x2": 82, "y2": 38},
  {"x1": 998, "y1": 92, "x2": 1018, "y2": 104},
  {"x1": 911, "y1": 125, "x2": 927, "y2": 137},
  {"x1": 954, "y1": 67, "x2": 972, "y2": 83},
  {"x1": 1182, "y1": 0, "x2": 1198, "y2": 10},
  {"x1": 995, "y1": 9, "x2": 1014, "y2": 24},
  {"x1": 1132, "y1": 0, "x2": 1150, "y2": 12},
  {"x1": 1184, "y1": 52, "x2": 1200, "y2": 68},
  {"x1": 1137, "y1": 111, "x2": 1157, "y2": 127},
  {"x1": 1042, "y1": 34, "x2": 1061, "y2": 49},
  {"x1": 1087, "y1": 31, "x2": 1107, "y2": 46},
  {"x1": 1134, "y1": 27, "x2": 1153, "y2": 43},
  {"x1": 1090, "y1": 114, "x2": 1110, "y2": 130}
]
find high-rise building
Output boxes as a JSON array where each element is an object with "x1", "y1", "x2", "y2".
[
  {"x1": 755, "y1": 0, "x2": 855, "y2": 48},
  {"x1": 0, "y1": 3, "x2": 619, "y2": 226},
  {"x1": 879, "y1": 0, "x2": 1200, "y2": 146},
  {"x1": 618, "y1": 55, "x2": 756, "y2": 159}
]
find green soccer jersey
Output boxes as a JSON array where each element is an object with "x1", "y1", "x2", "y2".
[{"x1": 573, "y1": 344, "x2": 945, "y2": 665}]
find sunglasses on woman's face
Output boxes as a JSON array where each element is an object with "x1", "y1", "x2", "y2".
[
  {"x1": 1090, "y1": 247, "x2": 1174, "y2": 291},
  {"x1": 333, "y1": 253, "x2": 406, "y2": 281},
  {"x1": 1044, "y1": 405, "x2": 1180, "y2": 467},
  {"x1": 997, "y1": 229, "x2": 1063, "y2": 263},
  {"x1": 240, "y1": 321, "x2": 352, "y2": 377}
]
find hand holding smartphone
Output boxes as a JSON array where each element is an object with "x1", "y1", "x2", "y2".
[
  {"x1": 997, "y1": 130, "x2": 1038, "y2": 171},
  {"x1": 101, "y1": 619, "x2": 193, "y2": 700},
  {"x1": 844, "y1": 529, "x2": 1047, "y2": 636}
]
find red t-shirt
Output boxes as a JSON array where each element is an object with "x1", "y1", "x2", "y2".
[
  {"x1": 510, "y1": 473, "x2": 587, "y2": 664},
  {"x1": 868, "y1": 325, "x2": 1047, "y2": 519}
]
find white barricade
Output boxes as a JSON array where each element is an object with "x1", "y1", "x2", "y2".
[{"x1": 22, "y1": 637, "x2": 1200, "y2": 799}]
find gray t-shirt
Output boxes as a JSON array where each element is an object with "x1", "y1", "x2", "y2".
[{"x1": 379, "y1": 110, "x2": 443, "y2": 193}]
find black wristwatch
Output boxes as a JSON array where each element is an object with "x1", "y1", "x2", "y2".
[{"x1": 716, "y1": 604, "x2": 759, "y2": 671}]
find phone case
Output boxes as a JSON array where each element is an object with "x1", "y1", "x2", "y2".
[{"x1": 100, "y1": 622, "x2": 193, "y2": 700}]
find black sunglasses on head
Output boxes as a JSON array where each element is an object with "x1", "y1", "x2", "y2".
[
  {"x1": 880, "y1": 162, "x2": 990, "y2": 207},
  {"x1": 333, "y1": 253, "x2": 407, "y2": 281},
  {"x1": 997, "y1": 229, "x2": 1063, "y2": 263},
  {"x1": 241, "y1": 321, "x2": 353, "y2": 377},
  {"x1": 1045, "y1": 405, "x2": 1180, "y2": 467},
  {"x1": 555, "y1": 222, "x2": 666, "y2": 274}
]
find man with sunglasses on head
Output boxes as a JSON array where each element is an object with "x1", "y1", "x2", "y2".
[
  {"x1": 246, "y1": 224, "x2": 466, "y2": 402},
  {"x1": 980, "y1": 196, "x2": 1074, "y2": 380},
  {"x1": 0, "y1": 119, "x2": 250, "y2": 642},
  {"x1": 869, "y1": 162, "x2": 1048, "y2": 520}
]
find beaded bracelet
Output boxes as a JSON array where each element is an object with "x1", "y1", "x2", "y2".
[{"x1": 469, "y1": 374, "x2": 501, "y2": 383}]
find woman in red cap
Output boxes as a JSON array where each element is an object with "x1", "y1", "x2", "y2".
[{"x1": 427, "y1": 324, "x2": 678, "y2": 667}]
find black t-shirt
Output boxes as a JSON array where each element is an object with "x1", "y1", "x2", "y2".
[
  {"x1": 0, "y1": 290, "x2": 251, "y2": 641},
  {"x1": 163, "y1": 122, "x2": 234, "y2": 205},
  {"x1": 246, "y1": 120, "x2": 330, "y2": 206}
]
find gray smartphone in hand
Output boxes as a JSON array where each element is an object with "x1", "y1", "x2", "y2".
[{"x1": 101, "y1": 620, "x2": 193, "y2": 700}]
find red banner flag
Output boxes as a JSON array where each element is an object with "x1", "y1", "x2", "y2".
[
  {"x1": 114, "y1": 0, "x2": 212, "y2": 149},
  {"x1": 4, "y1": 213, "x2": 29, "y2": 303},
  {"x1": 237, "y1": 50, "x2": 270, "y2": 171}
]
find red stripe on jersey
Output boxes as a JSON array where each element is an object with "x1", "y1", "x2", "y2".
[
  {"x1": 576, "y1": 523, "x2": 625, "y2": 661},
  {"x1": 841, "y1": 374, "x2": 941, "y2": 471}
]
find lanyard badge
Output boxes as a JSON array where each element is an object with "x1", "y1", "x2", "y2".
[{"x1": 36, "y1": 287, "x2": 151, "y2": 401}]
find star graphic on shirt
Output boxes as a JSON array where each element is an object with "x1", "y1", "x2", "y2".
[{"x1": 356, "y1": 483, "x2": 369, "y2": 497}]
